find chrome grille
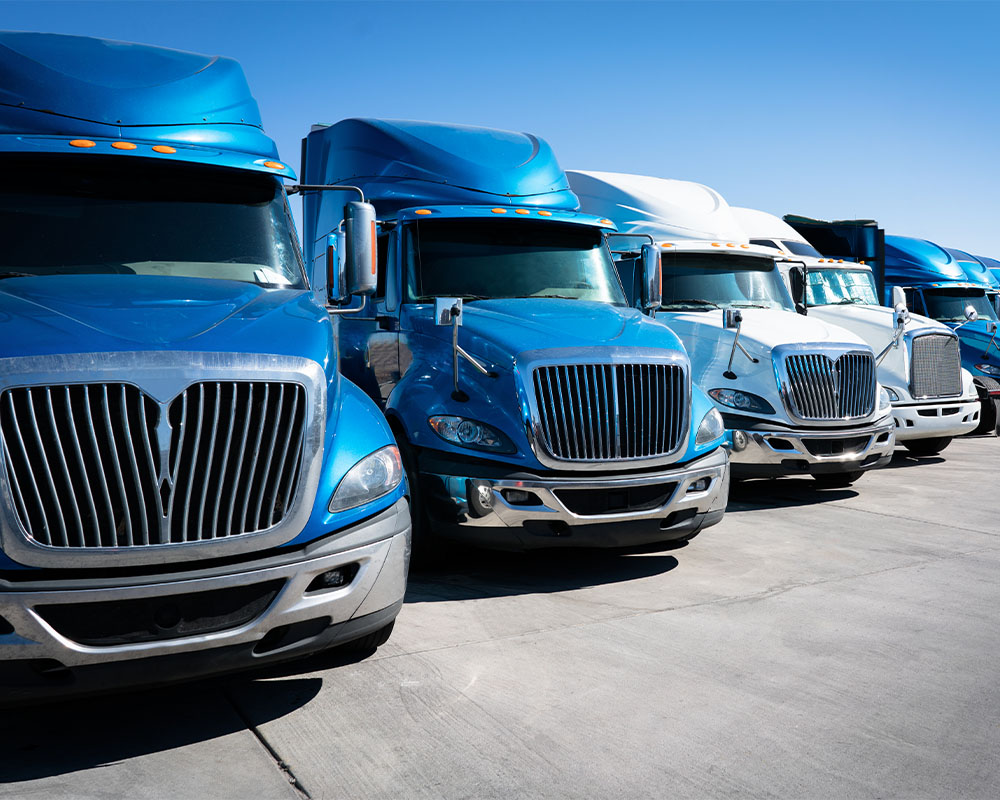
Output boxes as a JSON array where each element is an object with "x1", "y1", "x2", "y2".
[
  {"x1": 911, "y1": 334, "x2": 962, "y2": 399},
  {"x1": 0, "y1": 381, "x2": 307, "y2": 549},
  {"x1": 783, "y1": 352, "x2": 876, "y2": 420},
  {"x1": 532, "y1": 363, "x2": 686, "y2": 461}
]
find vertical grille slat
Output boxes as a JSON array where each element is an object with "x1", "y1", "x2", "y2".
[
  {"x1": 911, "y1": 334, "x2": 962, "y2": 398},
  {"x1": 532, "y1": 362, "x2": 685, "y2": 462},
  {"x1": 1, "y1": 380, "x2": 307, "y2": 550},
  {"x1": 782, "y1": 352, "x2": 876, "y2": 421}
]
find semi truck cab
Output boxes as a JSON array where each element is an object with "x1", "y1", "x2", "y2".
[
  {"x1": 0, "y1": 34, "x2": 410, "y2": 704},
  {"x1": 301, "y1": 120, "x2": 729, "y2": 551},
  {"x1": 568, "y1": 171, "x2": 896, "y2": 487},
  {"x1": 734, "y1": 207, "x2": 981, "y2": 456}
]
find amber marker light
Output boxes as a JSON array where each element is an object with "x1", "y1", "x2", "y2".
[
  {"x1": 263, "y1": 161, "x2": 286, "y2": 170},
  {"x1": 726, "y1": 243, "x2": 736, "y2": 248},
  {"x1": 711, "y1": 242, "x2": 721, "y2": 247},
  {"x1": 740, "y1": 244, "x2": 750, "y2": 249},
  {"x1": 538, "y1": 210, "x2": 552, "y2": 216},
  {"x1": 111, "y1": 142, "x2": 137, "y2": 150},
  {"x1": 661, "y1": 243, "x2": 673, "y2": 248},
  {"x1": 491, "y1": 208, "x2": 507, "y2": 214},
  {"x1": 515, "y1": 209, "x2": 530, "y2": 215},
  {"x1": 69, "y1": 139, "x2": 96, "y2": 148},
  {"x1": 414, "y1": 209, "x2": 432, "y2": 215},
  {"x1": 599, "y1": 218, "x2": 613, "y2": 225},
  {"x1": 152, "y1": 145, "x2": 177, "y2": 154}
]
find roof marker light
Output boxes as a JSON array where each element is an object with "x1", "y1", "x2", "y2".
[
  {"x1": 860, "y1": 260, "x2": 866, "y2": 265},
  {"x1": 414, "y1": 209, "x2": 432, "y2": 215},
  {"x1": 263, "y1": 161, "x2": 286, "y2": 170},
  {"x1": 69, "y1": 139, "x2": 96, "y2": 148},
  {"x1": 538, "y1": 210, "x2": 552, "y2": 216},
  {"x1": 725, "y1": 243, "x2": 736, "y2": 248},
  {"x1": 661, "y1": 243, "x2": 673, "y2": 248},
  {"x1": 599, "y1": 218, "x2": 613, "y2": 225},
  {"x1": 152, "y1": 145, "x2": 177, "y2": 154},
  {"x1": 111, "y1": 142, "x2": 137, "y2": 150},
  {"x1": 740, "y1": 244, "x2": 750, "y2": 249},
  {"x1": 515, "y1": 209, "x2": 530, "y2": 215},
  {"x1": 838, "y1": 259, "x2": 844, "y2": 262},
  {"x1": 711, "y1": 242, "x2": 721, "y2": 247},
  {"x1": 491, "y1": 208, "x2": 507, "y2": 214}
]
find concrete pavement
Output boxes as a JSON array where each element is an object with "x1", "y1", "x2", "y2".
[{"x1": 2, "y1": 436, "x2": 998, "y2": 799}]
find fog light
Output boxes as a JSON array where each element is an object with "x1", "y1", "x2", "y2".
[
  {"x1": 731, "y1": 430, "x2": 749, "y2": 451},
  {"x1": 307, "y1": 563, "x2": 360, "y2": 592},
  {"x1": 502, "y1": 488, "x2": 539, "y2": 505},
  {"x1": 687, "y1": 477, "x2": 711, "y2": 493}
]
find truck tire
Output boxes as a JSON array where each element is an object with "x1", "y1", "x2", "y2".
[
  {"x1": 393, "y1": 430, "x2": 443, "y2": 566},
  {"x1": 340, "y1": 620, "x2": 395, "y2": 653},
  {"x1": 972, "y1": 377, "x2": 1000, "y2": 436},
  {"x1": 903, "y1": 437, "x2": 953, "y2": 456},
  {"x1": 812, "y1": 471, "x2": 864, "y2": 489}
]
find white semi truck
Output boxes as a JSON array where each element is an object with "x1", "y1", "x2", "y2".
[
  {"x1": 732, "y1": 207, "x2": 981, "y2": 455},
  {"x1": 567, "y1": 171, "x2": 895, "y2": 487}
]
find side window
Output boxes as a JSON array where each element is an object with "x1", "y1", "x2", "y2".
[
  {"x1": 386, "y1": 232, "x2": 399, "y2": 312},
  {"x1": 750, "y1": 239, "x2": 780, "y2": 251},
  {"x1": 905, "y1": 288, "x2": 926, "y2": 315}
]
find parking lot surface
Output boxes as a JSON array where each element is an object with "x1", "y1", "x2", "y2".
[{"x1": 2, "y1": 436, "x2": 998, "y2": 799}]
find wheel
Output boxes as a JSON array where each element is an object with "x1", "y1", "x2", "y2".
[
  {"x1": 812, "y1": 471, "x2": 864, "y2": 489},
  {"x1": 971, "y1": 379, "x2": 1000, "y2": 435},
  {"x1": 340, "y1": 620, "x2": 395, "y2": 652},
  {"x1": 903, "y1": 437, "x2": 953, "y2": 456},
  {"x1": 392, "y1": 427, "x2": 443, "y2": 565}
]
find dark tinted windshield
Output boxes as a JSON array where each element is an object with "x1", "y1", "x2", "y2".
[
  {"x1": 923, "y1": 288, "x2": 999, "y2": 322},
  {"x1": 782, "y1": 240, "x2": 822, "y2": 258},
  {"x1": 404, "y1": 218, "x2": 625, "y2": 304},
  {"x1": 660, "y1": 253, "x2": 793, "y2": 312},
  {"x1": 806, "y1": 268, "x2": 879, "y2": 306},
  {"x1": 0, "y1": 155, "x2": 304, "y2": 288}
]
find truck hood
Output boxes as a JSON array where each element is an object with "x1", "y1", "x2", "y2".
[
  {"x1": 0, "y1": 275, "x2": 333, "y2": 366},
  {"x1": 663, "y1": 308, "x2": 867, "y2": 356},
  {"x1": 953, "y1": 321, "x2": 1000, "y2": 363},
  {"x1": 407, "y1": 298, "x2": 686, "y2": 368},
  {"x1": 805, "y1": 304, "x2": 945, "y2": 348}
]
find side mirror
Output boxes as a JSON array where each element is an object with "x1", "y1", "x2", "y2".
[
  {"x1": 640, "y1": 244, "x2": 661, "y2": 310},
  {"x1": 788, "y1": 266, "x2": 807, "y2": 315},
  {"x1": 723, "y1": 308, "x2": 743, "y2": 329},
  {"x1": 891, "y1": 285, "x2": 907, "y2": 311},
  {"x1": 344, "y1": 200, "x2": 378, "y2": 296},
  {"x1": 964, "y1": 304, "x2": 978, "y2": 323},
  {"x1": 324, "y1": 231, "x2": 349, "y2": 304}
]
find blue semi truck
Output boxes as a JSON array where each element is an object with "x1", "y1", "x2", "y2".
[
  {"x1": 301, "y1": 119, "x2": 730, "y2": 552},
  {"x1": 0, "y1": 33, "x2": 410, "y2": 703}
]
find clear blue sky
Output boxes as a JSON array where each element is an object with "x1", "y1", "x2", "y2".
[{"x1": 4, "y1": 1, "x2": 998, "y2": 255}]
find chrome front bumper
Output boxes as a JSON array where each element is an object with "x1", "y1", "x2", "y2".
[
  {"x1": 892, "y1": 397, "x2": 981, "y2": 441},
  {"x1": 727, "y1": 418, "x2": 895, "y2": 476},
  {"x1": 0, "y1": 499, "x2": 410, "y2": 704},
  {"x1": 422, "y1": 447, "x2": 729, "y2": 550}
]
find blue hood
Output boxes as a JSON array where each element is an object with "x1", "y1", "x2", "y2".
[
  {"x1": 406, "y1": 299, "x2": 687, "y2": 367},
  {"x1": 0, "y1": 275, "x2": 334, "y2": 369},
  {"x1": 953, "y1": 320, "x2": 1000, "y2": 367}
]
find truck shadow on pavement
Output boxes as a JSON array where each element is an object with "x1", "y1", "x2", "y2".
[
  {"x1": 725, "y1": 478, "x2": 859, "y2": 513},
  {"x1": 0, "y1": 675, "x2": 321, "y2": 784},
  {"x1": 405, "y1": 548, "x2": 680, "y2": 603}
]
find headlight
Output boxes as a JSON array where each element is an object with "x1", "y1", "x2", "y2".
[
  {"x1": 428, "y1": 415, "x2": 514, "y2": 452},
  {"x1": 885, "y1": 387, "x2": 900, "y2": 402},
  {"x1": 878, "y1": 386, "x2": 892, "y2": 412},
  {"x1": 708, "y1": 388, "x2": 775, "y2": 415},
  {"x1": 695, "y1": 407, "x2": 725, "y2": 446},
  {"x1": 974, "y1": 363, "x2": 1000, "y2": 377},
  {"x1": 329, "y1": 446, "x2": 403, "y2": 513}
]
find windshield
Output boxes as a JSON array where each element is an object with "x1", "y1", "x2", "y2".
[
  {"x1": 404, "y1": 218, "x2": 625, "y2": 305},
  {"x1": 0, "y1": 155, "x2": 304, "y2": 288},
  {"x1": 782, "y1": 240, "x2": 822, "y2": 258},
  {"x1": 923, "y1": 288, "x2": 999, "y2": 322},
  {"x1": 806, "y1": 268, "x2": 879, "y2": 306},
  {"x1": 659, "y1": 253, "x2": 794, "y2": 312}
]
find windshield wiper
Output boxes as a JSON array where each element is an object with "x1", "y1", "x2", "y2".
[
  {"x1": 661, "y1": 299, "x2": 720, "y2": 309},
  {"x1": 0, "y1": 272, "x2": 38, "y2": 280},
  {"x1": 729, "y1": 303, "x2": 770, "y2": 309},
  {"x1": 503, "y1": 294, "x2": 578, "y2": 300}
]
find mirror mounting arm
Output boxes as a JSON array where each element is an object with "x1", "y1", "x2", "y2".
[{"x1": 287, "y1": 184, "x2": 366, "y2": 202}]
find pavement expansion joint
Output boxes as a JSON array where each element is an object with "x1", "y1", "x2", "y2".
[{"x1": 225, "y1": 687, "x2": 312, "y2": 799}]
